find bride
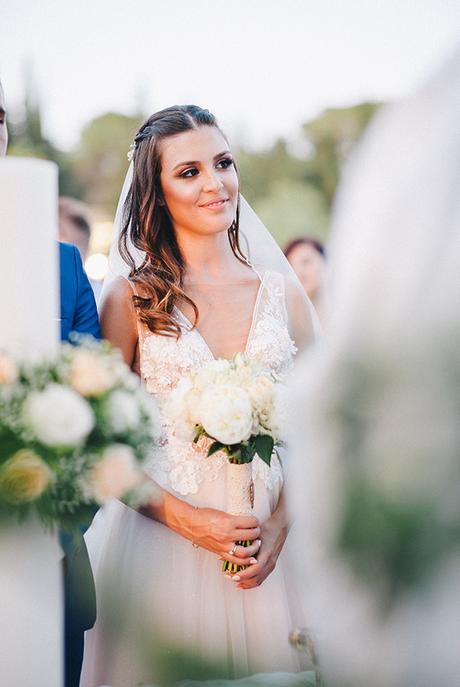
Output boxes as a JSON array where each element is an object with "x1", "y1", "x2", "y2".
[{"x1": 80, "y1": 105, "x2": 316, "y2": 686}]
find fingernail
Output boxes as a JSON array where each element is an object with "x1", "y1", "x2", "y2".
[
  {"x1": 232, "y1": 575, "x2": 240, "y2": 582},
  {"x1": 249, "y1": 558, "x2": 257, "y2": 564},
  {"x1": 256, "y1": 540, "x2": 261, "y2": 547}
]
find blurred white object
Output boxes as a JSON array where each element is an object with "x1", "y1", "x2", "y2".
[
  {"x1": 0, "y1": 519, "x2": 62, "y2": 686},
  {"x1": 0, "y1": 157, "x2": 59, "y2": 361},
  {"x1": 85, "y1": 252, "x2": 108, "y2": 281},
  {"x1": 289, "y1": 44, "x2": 460, "y2": 687},
  {"x1": 0, "y1": 157, "x2": 62, "y2": 685}
]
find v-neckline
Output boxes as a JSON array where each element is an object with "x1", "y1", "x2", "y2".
[{"x1": 174, "y1": 269, "x2": 266, "y2": 362}]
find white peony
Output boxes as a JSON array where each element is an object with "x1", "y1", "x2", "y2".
[
  {"x1": 246, "y1": 375, "x2": 275, "y2": 413},
  {"x1": 193, "y1": 358, "x2": 231, "y2": 391},
  {"x1": 69, "y1": 349, "x2": 117, "y2": 397},
  {"x1": 198, "y1": 384, "x2": 253, "y2": 445},
  {"x1": 89, "y1": 444, "x2": 141, "y2": 504},
  {"x1": 106, "y1": 389, "x2": 141, "y2": 433},
  {"x1": 0, "y1": 352, "x2": 18, "y2": 385},
  {"x1": 23, "y1": 383, "x2": 95, "y2": 447}
]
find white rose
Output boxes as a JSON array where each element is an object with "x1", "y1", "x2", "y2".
[
  {"x1": 23, "y1": 383, "x2": 95, "y2": 447},
  {"x1": 0, "y1": 352, "x2": 18, "y2": 385},
  {"x1": 69, "y1": 349, "x2": 116, "y2": 397},
  {"x1": 89, "y1": 444, "x2": 141, "y2": 504},
  {"x1": 198, "y1": 384, "x2": 253, "y2": 445},
  {"x1": 106, "y1": 389, "x2": 141, "y2": 433}
]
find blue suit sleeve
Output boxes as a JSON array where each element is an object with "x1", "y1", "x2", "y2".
[{"x1": 70, "y1": 246, "x2": 101, "y2": 339}]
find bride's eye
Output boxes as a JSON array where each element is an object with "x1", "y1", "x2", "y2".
[
  {"x1": 216, "y1": 157, "x2": 233, "y2": 169},
  {"x1": 180, "y1": 167, "x2": 199, "y2": 178}
]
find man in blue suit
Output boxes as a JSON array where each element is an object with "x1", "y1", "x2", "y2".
[
  {"x1": 59, "y1": 241, "x2": 100, "y2": 341},
  {"x1": 1, "y1": 79, "x2": 100, "y2": 687},
  {"x1": 59, "y1": 241, "x2": 100, "y2": 687}
]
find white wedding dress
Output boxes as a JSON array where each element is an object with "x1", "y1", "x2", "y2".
[{"x1": 80, "y1": 269, "x2": 311, "y2": 686}]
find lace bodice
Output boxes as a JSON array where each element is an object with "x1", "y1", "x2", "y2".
[{"x1": 136, "y1": 270, "x2": 297, "y2": 496}]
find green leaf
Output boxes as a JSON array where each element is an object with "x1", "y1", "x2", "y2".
[
  {"x1": 254, "y1": 435, "x2": 274, "y2": 466},
  {"x1": 207, "y1": 441, "x2": 224, "y2": 457}
]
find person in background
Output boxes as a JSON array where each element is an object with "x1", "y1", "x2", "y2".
[
  {"x1": 284, "y1": 236, "x2": 327, "y2": 319},
  {"x1": 58, "y1": 196, "x2": 92, "y2": 263},
  {"x1": 0, "y1": 78, "x2": 100, "y2": 687}
]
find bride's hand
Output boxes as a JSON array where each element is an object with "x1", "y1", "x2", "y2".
[
  {"x1": 231, "y1": 494, "x2": 289, "y2": 590},
  {"x1": 139, "y1": 481, "x2": 261, "y2": 564},
  {"x1": 192, "y1": 507, "x2": 262, "y2": 566}
]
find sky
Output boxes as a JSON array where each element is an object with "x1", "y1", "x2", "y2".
[{"x1": 1, "y1": 0, "x2": 460, "y2": 152}]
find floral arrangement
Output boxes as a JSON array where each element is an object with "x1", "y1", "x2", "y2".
[
  {"x1": 290, "y1": 337, "x2": 460, "y2": 687},
  {"x1": 0, "y1": 338, "x2": 159, "y2": 530},
  {"x1": 169, "y1": 353, "x2": 285, "y2": 572}
]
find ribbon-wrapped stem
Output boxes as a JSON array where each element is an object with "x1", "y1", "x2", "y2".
[{"x1": 223, "y1": 457, "x2": 254, "y2": 574}]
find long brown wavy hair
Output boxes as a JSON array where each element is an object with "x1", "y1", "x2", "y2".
[{"x1": 119, "y1": 105, "x2": 247, "y2": 337}]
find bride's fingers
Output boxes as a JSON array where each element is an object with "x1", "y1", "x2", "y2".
[
  {"x1": 221, "y1": 553, "x2": 258, "y2": 567},
  {"x1": 232, "y1": 526, "x2": 260, "y2": 541},
  {"x1": 234, "y1": 540, "x2": 261, "y2": 558},
  {"x1": 233, "y1": 562, "x2": 263, "y2": 589},
  {"x1": 233, "y1": 515, "x2": 259, "y2": 529},
  {"x1": 219, "y1": 541, "x2": 261, "y2": 565}
]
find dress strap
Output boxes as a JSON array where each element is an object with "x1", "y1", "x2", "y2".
[
  {"x1": 124, "y1": 277, "x2": 139, "y2": 297},
  {"x1": 121, "y1": 277, "x2": 146, "y2": 376}
]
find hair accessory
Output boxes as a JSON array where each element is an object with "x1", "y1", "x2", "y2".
[
  {"x1": 127, "y1": 126, "x2": 156, "y2": 162},
  {"x1": 127, "y1": 142, "x2": 136, "y2": 163}
]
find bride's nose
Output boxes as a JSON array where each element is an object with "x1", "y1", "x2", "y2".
[{"x1": 202, "y1": 170, "x2": 224, "y2": 193}]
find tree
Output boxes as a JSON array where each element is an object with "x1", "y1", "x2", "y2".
[
  {"x1": 253, "y1": 179, "x2": 329, "y2": 246},
  {"x1": 73, "y1": 112, "x2": 144, "y2": 214},
  {"x1": 303, "y1": 102, "x2": 381, "y2": 207},
  {"x1": 7, "y1": 74, "x2": 84, "y2": 198}
]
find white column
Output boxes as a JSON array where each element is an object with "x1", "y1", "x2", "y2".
[
  {"x1": 0, "y1": 156, "x2": 62, "y2": 686},
  {"x1": 0, "y1": 157, "x2": 59, "y2": 360}
]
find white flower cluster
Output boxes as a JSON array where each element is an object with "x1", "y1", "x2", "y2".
[
  {"x1": 169, "y1": 353, "x2": 285, "y2": 451},
  {"x1": 0, "y1": 340, "x2": 160, "y2": 524}
]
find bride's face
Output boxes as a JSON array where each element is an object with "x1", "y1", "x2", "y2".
[{"x1": 159, "y1": 126, "x2": 238, "y2": 237}]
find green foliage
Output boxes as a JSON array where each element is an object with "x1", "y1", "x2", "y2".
[
  {"x1": 338, "y1": 479, "x2": 457, "y2": 602},
  {"x1": 206, "y1": 435, "x2": 274, "y2": 466},
  {"x1": 8, "y1": 104, "x2": 85, "y2": 198},
  {"x1": 303, "y1": 101, "x2": 381, "y2": 207},
  {"x1": 330, "y1": 347, "x2": 460, "y2": 608},
  {"x1": 73, "y1": 111, "x2": 144, "y2": 212},
  {"x1": 253, "y1": 179, "x2": 329, "y2": 245}
]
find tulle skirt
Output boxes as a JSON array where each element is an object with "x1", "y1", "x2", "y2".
[{"x1": 80, "y1": 462, "x2": 310, "y2": 686}]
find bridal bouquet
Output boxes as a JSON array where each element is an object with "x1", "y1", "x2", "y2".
[
  {"x1": 170, "y1": 353, "x2": 285, "y2": 572},
  {"x1": 0, "y1": 338, "x2": 159, "y2": 530}
]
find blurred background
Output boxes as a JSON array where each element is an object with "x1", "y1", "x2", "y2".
[{"x1": 1, "y1": 0, "x2": 460, "y2": 289}]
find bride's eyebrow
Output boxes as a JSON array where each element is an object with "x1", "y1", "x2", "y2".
[{"x1": 172, "y1": 150, "x2": 231, "y2": 171}]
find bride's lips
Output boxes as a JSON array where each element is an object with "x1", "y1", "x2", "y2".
[{"x1": 199, "y1": 197, "x2": 230, "y2": 210}]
